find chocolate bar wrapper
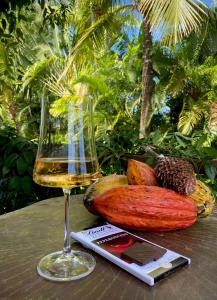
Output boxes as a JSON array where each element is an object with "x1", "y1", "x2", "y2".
[{"x1": 71, "y1": 224, "x2": 190, "y2": 286}]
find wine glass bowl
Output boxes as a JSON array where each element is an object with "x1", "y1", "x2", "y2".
[
  {"x1": 33, "y1": 156, "x2": 100, "y2": 188},
  {"x1": 34, "y1": 99, "x2": 101, "y2": 188},
  {"x1": 33, "y1": 95, "x2": 101, "y2": 281}
]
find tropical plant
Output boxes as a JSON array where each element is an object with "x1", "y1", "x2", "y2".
[
  {"x1": 0, "y1": 0, "x2": 217, "y2": 213},
  {"x1": 0, "y1": 3, "x2": 54, "y2": 137},
  {"x1": 136, "y1": 0, "x2": 208, "y2": 138},
  {"x1": 140, "y1": 129, "x2": 217, "y2": 193},
  {"x1": 54, "y1": 0, "x2": 207, "y2": 139},
  {"x1": 0, "y1": 126, "x2": 64, "y2": 214},
  {"x1": 151, "y1": 44, "x2": 217, "y2": 137},
  {"x1": 0, "y1": 127, "x2": 38, "y2": 214}
]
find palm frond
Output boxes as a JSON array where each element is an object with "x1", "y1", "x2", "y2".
[
  {"x1": 0, "y1": 104, "x2": 14, "y2": 127},
  {"x1": 208, "y1": 102, "x2": 217, "y2": 135},
  {"x1": 139, "y1": 0, "x2": 207, "y2": 45},
  {"x1": 22, "y1": 56, "x2": 56, "y2": 90},
  {"x1": 57, "y1": 4, "x2": 133, "y2": 82},
  {"x1": 43, "y1": 66, "x2": 72, "y2": 97},
  {"x1": 197, "y1": 59, "x2": 217, "y2": 86},
  {"x1": 125, "y1": 96, "x2": 140, "y2": 118},
  {"x1": 178, "y1": 97, "x2": 204, "y2": 135},
  {"x1": 165, "y1": 66, "x2": 186, "y2": 96},
  {"x1": 0, "y1": 41, "x2": 8, "y2": 75}
]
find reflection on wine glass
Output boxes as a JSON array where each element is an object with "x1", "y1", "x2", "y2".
[{"x1": 33, "y1": 94, "x2": 101, "y2": 281}]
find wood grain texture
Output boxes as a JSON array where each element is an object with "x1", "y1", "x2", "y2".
[{"x1": 0, "y1": 195, "x2": 217, "y2": 300}]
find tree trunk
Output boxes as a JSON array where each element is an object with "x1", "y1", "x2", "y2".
[{"x1": 139, "y1": 19, "x2": 153, "y2": 139}]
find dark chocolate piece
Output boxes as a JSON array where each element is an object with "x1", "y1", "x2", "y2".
[{"x1": 122, "y1": 242, "x2": 167, "y2": 266}]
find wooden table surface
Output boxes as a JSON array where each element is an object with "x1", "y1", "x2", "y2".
[{"x1": 0, "y1": 195, "x2": 217, "y2": 300}]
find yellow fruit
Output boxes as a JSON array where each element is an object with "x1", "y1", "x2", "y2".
[
  {"x1": 83, "y1": 174, "x2": 128, "y2": 214},
  {"x1": 190, "y1": 180, "x2": 215, "y2": 217}
]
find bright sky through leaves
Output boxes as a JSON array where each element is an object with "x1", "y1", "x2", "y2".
[{"x1": 204, "y1": 0, "x2": 212, "y2": 5}]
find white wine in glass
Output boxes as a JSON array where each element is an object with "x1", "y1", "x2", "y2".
[{"x1": 33, "y1": 95, "x2": 101, "y2": 281}]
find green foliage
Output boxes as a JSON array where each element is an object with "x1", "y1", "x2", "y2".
[
  {"x1": 152, "y1": 37, "x2": 217, "y2": 137},
  {"x1": 0, "y1": 127, "x2": 64, "y2": 214},
  {"x1": 177, "y1": 97, "x2": 205, "y2": 135},
  {"x1": 0, "y1": 1, "x2": 217, "y2": 213},
  {"x1": 140, "y1": 129, "x2": 217, "y2": 193},
  {"x1": 97, "y1": 115, "x2": 140, "y2": 175},
  {"x1": 0, "y1": 3, "x2": 55, "y2": 138},
  {"x1": 0, "y1": 127, "x2": 38, "y2": 214}
]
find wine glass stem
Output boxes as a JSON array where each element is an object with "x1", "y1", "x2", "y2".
[{"x1": 63, "y1": 188, "x2": 72, "y2": 254}]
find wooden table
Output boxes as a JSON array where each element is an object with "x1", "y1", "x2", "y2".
[{"x1": 0, "y1": 195, "x2": 217, "y2": 300}]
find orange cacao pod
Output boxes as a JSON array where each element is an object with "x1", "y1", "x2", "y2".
[
  {"x1": 127, "y1": 159, "x2": 158, "y2": 186},
  {"x1": 93, "y1": 185, "x2": 197, "y2": 231}
]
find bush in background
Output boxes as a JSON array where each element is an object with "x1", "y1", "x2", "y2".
[{"x1": 0, "y1": 127, "x2": 63, "y2": 214}]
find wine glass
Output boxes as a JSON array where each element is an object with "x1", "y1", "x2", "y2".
[{"x1": 33, "y1": 93, "x2": 101, "y2": 281}]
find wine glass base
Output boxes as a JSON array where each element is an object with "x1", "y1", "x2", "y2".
[{"x1": 37, "y1": 250, "x2": 96, "y2": 282}]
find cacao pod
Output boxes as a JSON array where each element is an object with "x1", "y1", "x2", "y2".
[
  {"x1": 190, "y1": 180, "x2": 215, "y2": 218},
  {"x1": 127, "y1": 159, "x2": 158, "y2": 186},
  {"x1": 83, "y1": 174, "x2": 128, "y2": 214},
  {"x1": 93, "y1": 185, "x2": 197, "y2": 231}
]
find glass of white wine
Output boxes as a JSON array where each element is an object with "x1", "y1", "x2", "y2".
[{"x1": 33, "y1": 93, "x2": 101, "y2": 281}]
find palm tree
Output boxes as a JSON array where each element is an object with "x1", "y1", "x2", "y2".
[
  {"x1": 136, "y1": 0, "x2": 207, "y2": 138},
  {"x1": 151, "y1": 7, "x2": 217, "y2": 137},
  {"x1": 2, "y1": 0, "x2": 206, "y2": 139},
  {"x1": 56, "y1": 0, "x2": 207, "y2": 138}
]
